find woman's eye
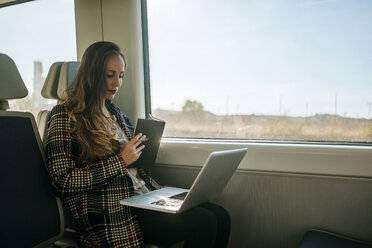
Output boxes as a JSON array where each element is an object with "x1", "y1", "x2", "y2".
[{"x1": 107, "y1": 74, "x2": 114, "y2": 78}]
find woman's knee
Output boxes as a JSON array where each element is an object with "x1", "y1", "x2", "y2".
[
  {"x1": 188, "y1": 206, "x2": 218, "y2": 231},
  {"x1": 201, "y1": 203, "x2": 231, "y2": 228}
]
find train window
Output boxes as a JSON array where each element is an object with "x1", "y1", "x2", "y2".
[
  {"x1": 0, "y1": 0, "x2": 76, "y2": 117},
  {"x1": 144, "y1": 0, "x2": 372, "y2": 144}
]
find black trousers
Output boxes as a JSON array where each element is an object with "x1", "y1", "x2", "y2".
[{"x1": 136, "y1": 202, "x2": 231, "y2": 248}]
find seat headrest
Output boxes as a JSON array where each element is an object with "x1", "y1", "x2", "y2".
[
  {"x1": 57, "y1": 62, "x2": 80, "y2": 100},
  {"x1": 0, "y1": 53, "x2": 28, "y2": 101},
  {"x1": 41, "y1": 62, "x2": 64, "y2": 100},
  {"x1": 41, "y1": 61, "x2": 79, "y2": 101}
]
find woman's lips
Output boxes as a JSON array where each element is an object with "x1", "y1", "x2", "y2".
[{"x1": 108, "y1": 90, "x2": 117, "y2": 94}]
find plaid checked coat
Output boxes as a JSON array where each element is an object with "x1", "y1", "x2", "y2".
[{"x1": 46, "y1": 101, "x2": 159, "y2": 248}]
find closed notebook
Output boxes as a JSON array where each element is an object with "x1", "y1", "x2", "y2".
[{"x1": 130, "y1": 115, "x2": 165, "y2": 168}]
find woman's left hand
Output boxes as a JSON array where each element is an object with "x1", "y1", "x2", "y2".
[{"x1": 119, "y1": 133, "x2": 147, "y2": 166}]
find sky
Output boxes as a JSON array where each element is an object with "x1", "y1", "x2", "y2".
[
  {"x1": 0, "y1": 0, "x2": 371, "y2": 118},
  {"x1": 147, "y1": 0, "x2": 372, "y2": 118},
  {"x1": 0, "y1": 0, "x2": 76, "y2": 95}
]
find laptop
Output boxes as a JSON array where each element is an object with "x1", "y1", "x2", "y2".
[{"x1": 120, "y1": 148, "x2": 248, "y2": 214}]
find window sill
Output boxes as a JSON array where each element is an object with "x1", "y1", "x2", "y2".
[{"x1": 155, "y1": 138, "x2": 372, "y2": 178}]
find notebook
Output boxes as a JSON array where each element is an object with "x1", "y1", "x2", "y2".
[
  {"x1": 120, "y1": 148, "x2": 248, "y2": 214},
  {"x1": 129, "y1": 115, "x2": 165, "y2": 168}
]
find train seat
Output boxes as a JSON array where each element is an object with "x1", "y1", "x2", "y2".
[
  {"x1": 300, "y1": 229, "x2": 372, "y2": 248},
  {"x1": 0, "y1": 53, "x2": 65, "y2": 247},
  {"x1": 38, "y1": 61, "x2": 79, "y2": 142},
  {"x1": 39, "y1": 61, "x2": 81, "y2": 247},
  {"x1": 38, "y1": 61, "x2": 63, "y2": 142}
]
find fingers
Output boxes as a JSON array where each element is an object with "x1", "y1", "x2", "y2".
[
  {"x1": 129, "y1": 133, "x2": 142, "y2": 144},
  {"x1": 120, "y1": 142, "x2": 145, "y2": 166},
  {"x1": 137, "y1": 135, "x2": 147, "y2": 146},
  {"x1": 137, "y1": 144, "x2": 145, "y2": 152},
  {"x1": 133, "y1": 133, "x2": 143, "y2": 141},
  {"x1": 126, "y1": 137, "x2": 146, "y2": 156},
  {"x1": 133, "y1": 145, "x2": 145, "y2": 158},
  {"x1": 131, "y1": 133, "x2": 147, "y2": 147}
]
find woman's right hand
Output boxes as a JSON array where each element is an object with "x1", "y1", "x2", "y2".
[{"x1": 119, "y1": 133, "x2": 147, "y2": 166}]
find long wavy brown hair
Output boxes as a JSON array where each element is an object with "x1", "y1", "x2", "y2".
[{"x1": 64, "y1": 41, "x2": 126, "y2": 164}]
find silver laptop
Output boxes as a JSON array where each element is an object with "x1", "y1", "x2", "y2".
[{"x1": 120, "y1": 148, "x2": 248, "y2": 214}]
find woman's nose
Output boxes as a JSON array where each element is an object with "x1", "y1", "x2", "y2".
[{"x1": 113, "y1": 76, "x2": 121, "y2": 86}]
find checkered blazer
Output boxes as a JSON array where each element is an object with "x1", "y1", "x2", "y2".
[{"x1": 46, "y1": 101, "x2": 159, "y2": 248}]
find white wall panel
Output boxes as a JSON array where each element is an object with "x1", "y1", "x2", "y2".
[
  {"x1": 157, "y1": 140, "x2": 372, "y2": 178},
  {"x1": 152, "y1": 165, "x2": 372, "y2": 248},
  {"x1": 74, "y1": 0, "x2": 145, "y2": 122}
]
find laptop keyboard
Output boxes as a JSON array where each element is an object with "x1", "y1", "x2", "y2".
[
  {"x1": 169, "y1": 192, "x2": 187, "y2": 200},
  {"x1": 151, "y1": 192, "x2": 188, "y2": 207}
]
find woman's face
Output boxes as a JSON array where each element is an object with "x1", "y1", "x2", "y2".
[{"x1": 105, "y1": 54, "x2": 125, "y2": 100}]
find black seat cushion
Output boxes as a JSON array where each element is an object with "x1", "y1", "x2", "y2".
[{"x1": 0, "y1": 115, "x2": 61, "y2": 247}]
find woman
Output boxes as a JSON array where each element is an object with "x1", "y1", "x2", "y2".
[{"x1": 46, "y1": 41, "x2": 230, "y2": 248}]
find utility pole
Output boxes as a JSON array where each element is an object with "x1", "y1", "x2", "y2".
[
  {"x1": 225, "y1": 96, "x2": 229, "y2": 115},
  {"x1": 334, "y1": 93, "x2": 337, "y2": 116}
]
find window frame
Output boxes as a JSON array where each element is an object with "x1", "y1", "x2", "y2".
[
  {"x1": 141, "y1": 0, "x2": 372, "y2": 147},
  {"x1": 0, "y1": 0, "x2": 33, "y2": 8},
  {"x1": 141, "y1": 0, "x2": 152, "y2": 118}
]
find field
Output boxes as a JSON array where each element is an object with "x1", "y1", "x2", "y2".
[{"x1": 154, "y1": 109, "x2": 372, "y2": 143}]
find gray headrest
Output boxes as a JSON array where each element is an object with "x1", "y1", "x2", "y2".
[
  {"x1": 57, "y1": 62, "x2": 80, "y2": 100},
  {"x1": 0, "y1": 53, "x2": 28, "y2": 101},
  {"x1": 41, "y1": 61, "x2": 79, "y2": 101},
  {"x1": 41, "y1": 62, "x2": 64, "y2": 100}
]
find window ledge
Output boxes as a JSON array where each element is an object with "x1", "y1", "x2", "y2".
[{"x1": 155, "y1": 138, "x2": 372, "y2": 178}]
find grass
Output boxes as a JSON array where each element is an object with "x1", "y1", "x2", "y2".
[{"x1": 154, "y1": 109, "x2": 372, "y2": 143}]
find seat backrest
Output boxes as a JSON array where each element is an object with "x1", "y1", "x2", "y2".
[
  {"x1": 38, "y1": 61, "x2": 79, "y2": 142},
  {"x1": 38, "y1": 62, "x2": 64, "y2": 142},
  {"x1": 0, "y1": 54, "x2": 64, "y2": 247}
]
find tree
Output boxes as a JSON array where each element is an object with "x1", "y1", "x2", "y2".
[{"x1": 182, "y1": 100, "x2": 205, "y2": 117}]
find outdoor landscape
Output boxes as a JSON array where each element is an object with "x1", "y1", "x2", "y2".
[{"x1": 154, "y1": 100, "x2": 372, "y2": 143}]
